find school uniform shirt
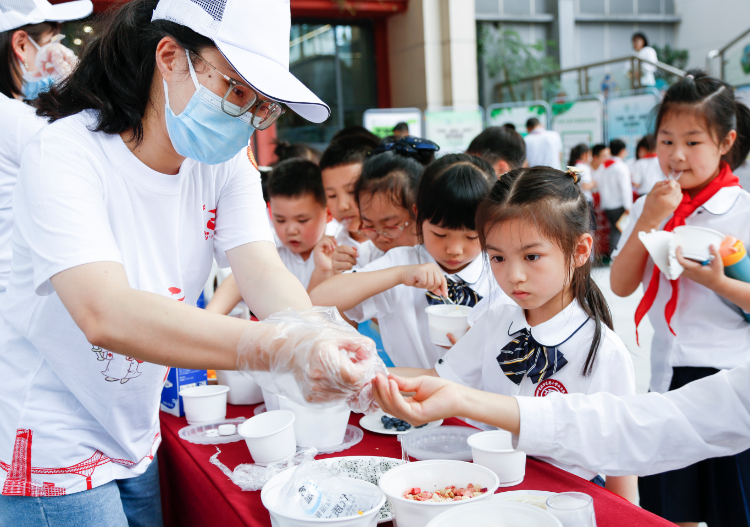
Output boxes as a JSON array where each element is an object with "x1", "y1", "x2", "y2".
[
  {"x1": 613, "y1": 187, "x2": 750, "y2": 393},
  {"x1": 524, "y1": 128, "x2": 563, "y2": 169},
  {"x1": 0, "y1": 94, "x2": 47, "y2": 293},
  {"x1": 632, "y1": 155, "x2": 663, "y2": 195},
  {"x1": 436, "y1": 299, "x2": 635, "y2": 480},
  {"x1": 595, "y1": 157, "x2": 633, "y2": 211},
  {"x1": 332, "y1": 222, "x2": 384, "y2": 269},
  {"x1": 575, "y1": 161, "x2": 594, "y2": 202},
  {"x1": 515, "y1": 360, "x2": 750, "y2": 477},
  {"x1": 0, "y1": 111, "x2": 273, "y2": 496},
  {"x1": 277, "y1": 244, "x2": 316, "y2": 289},
  {"x1": 344, "y1": 245, "x2": 492, "y2": 368}
]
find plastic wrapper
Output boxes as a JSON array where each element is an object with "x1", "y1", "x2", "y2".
[
  {"x1": 279, "y1": 460, "x2": 383, "y2": 519},
  {"x1": 209, "y1": 446, "x2": 317, "y2": 491},
  {"x1": 236, "y1": 306, "x2": 386, "y2": 413},
  {"x1": 32, "y1": 36, "x2": 77, "y2": 82}
]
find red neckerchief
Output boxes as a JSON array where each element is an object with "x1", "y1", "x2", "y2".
[
  {"x1": 603, "y1": 158, "x2": 617, "y2": 168},
  {"x1": 643, "y1": 153, "x2": 658, "y2": 159},
  {"x1": 634, "y1": 162, "x2": 740, "y2": 343}
]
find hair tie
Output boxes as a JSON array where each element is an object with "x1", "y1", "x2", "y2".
[
  {"x1": 566, "y1": 166, "x2": 582, "y2": 184},
  {"x1": 686, "y1": 74, "x2": 694, "y2": 80}
]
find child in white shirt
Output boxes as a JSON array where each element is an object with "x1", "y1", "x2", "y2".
[
  {"x1": 631, "y1": 134, "x2": 663, "y2": 196},
  {"x1": 311, "y1": 154, "x2": 495, "y2": 368}
]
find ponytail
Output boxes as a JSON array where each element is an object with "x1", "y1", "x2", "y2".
[{"x1": 729, "y1": 101, "x2": 750, "y2": 171}]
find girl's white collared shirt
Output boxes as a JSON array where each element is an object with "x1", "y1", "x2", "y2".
[{"x1": 436, "y1": 299, "x2": 636, "y2": 480}]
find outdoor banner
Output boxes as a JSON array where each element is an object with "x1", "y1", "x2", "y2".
[
  {"x1": 607, "y1": 91, "x2": 659, "y2": 160},
  {"x1": 551, "y1": 96, "x2": 605, "y2": 167},
  {"x1": 363, "y1": 108, "x2": 423, "y2": 139},
  {"x1": 424, "y1": 106, "x2": 485, "y2": 155},
  {"x1": 486, "y1": 101, "x2": 550, "y2": 135}
]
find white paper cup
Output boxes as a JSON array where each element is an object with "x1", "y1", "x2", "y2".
[
  {"x1": 238, "y1": 410, "x2": 296, "y2": 465},
  {"x1": 673, "y1": 225, "x2": 725, "y2": 262},
  {"x1": 425, "y1": 305, "x2": 473, "y2": 347},
  {"x1": 426, "y1": 501, "x2": 563, "y2": 527},
  {"x1": 263, "y1": 388, "x2": 281, "y2": 412},
  {"x1": 216, "y1": 370, "x2": 264, "y2": 405},
  {"x1": 278, "y1": 396, "x2": 351, "y2": 449},
  {"x1": 467, "y1": 430, "x2": 526, "y2": 487},
  {"x1": 180, "y1": 385, "x2": 229, "y2": 425}
]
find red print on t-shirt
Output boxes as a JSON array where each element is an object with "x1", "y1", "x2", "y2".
[
  {"x1": 534, "y1": 379, "x2": 568, "y2": 397},
  {"x1": 168, "y1": 287, "x2": 185, "y2": 302},
  {"x1": 204, "y1": 207, "x2": 216, "y2": 240}
]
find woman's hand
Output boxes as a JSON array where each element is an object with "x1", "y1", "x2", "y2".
[
  {"x1": 373, "y1": 373, "x2": 465, "y2": 426},
  {"x1": 401, "y1": 263, "x2": 448, "y2": 297},
  {"x1": 640, "y1": 180, "x2": 683, "y2": 227},
  {"x1": 676, "y1": 245, "x2": 726, "y2": 291},
  {"x1": 332, "y1": 245, "x2": 359, "y2": 274},
  {"x1": 312, "y1": 236, "x2": 337, "y2": 273}
]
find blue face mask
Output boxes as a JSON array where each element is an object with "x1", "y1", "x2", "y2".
[
  {"x1": 22, "y1": 74, "x2": 54, "y2": 100},
  {"x1": 163, "y1": 52, "x2": 254, "y2": 165}
]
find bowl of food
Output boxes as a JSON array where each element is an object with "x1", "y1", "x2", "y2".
[
  {"x1": 378, "y1": 459, "x2": 499, "y2": 527},
  {"x1": 467, "y1": 430, "x2": 526, "y2": 486},
  {"x1": 425, "y1": 500, "x2": 563, "y2": 527},
  {"x1": 425, "y1": 305, "x2": 473, "y2": 347}
]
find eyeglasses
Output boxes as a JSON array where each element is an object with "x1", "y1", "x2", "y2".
[
  {"x1": 358, "y1": 221, "x2": 411, "y2": 240},
  {"x1": 190, "y1": 51, "x2": 285, "y2": 130}
]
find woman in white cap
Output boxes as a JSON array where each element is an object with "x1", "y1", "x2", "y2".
[
  {"x1": 0, "y1": 0, "x2": 92, "y2": 295},
  {"x1": 0, "y1": 0, "x2": 375, "y2": 525}
]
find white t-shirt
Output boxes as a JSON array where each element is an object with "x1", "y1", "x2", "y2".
[
  {"x1": 613, "y1": 186, "x2": 750, "y2": 393},
  {"x1": 344, "y1": 245, "x2": 493, "y2": 368},
  {"x1": 595, "y1": 157, "x2": 633, "y2": 211},
  {"x1": 575, "y1": 160, "x2": 594, "y2": 202},
  {"x1": 524, "y1": 128, "x2": 562, "y2": 169},
  {"x1": 0, "y1": 94, "x2": 47, "y2": 292},
  {"x1": 0, "y1": 111, "x2": 273, "y2": 495},
  {"x1": 632, "y1": 156, "x2": 664, "y2": 195},
  {"x1": 277, "y1": 245, "x2": 316, "y2": 289},
  {"x1": 332, "y1": 223, "x2": 383, "y2": 269},
  {"x1": 436, "y1": 299, "x2": 635, "y2": 480}
]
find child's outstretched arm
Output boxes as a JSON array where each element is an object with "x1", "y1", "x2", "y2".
[
  {"x1": 610, "y1": 180, "x2": 682, "y2": 297},
  {"x1": 205, "y1": 274, "x2": 243, "y2": 316},
  {"x1": 309, "y1": 263, "x2": 448, "y2": 313},
  {"x1": 307, "y1": 236, "x2": 338, "y2": 292}
]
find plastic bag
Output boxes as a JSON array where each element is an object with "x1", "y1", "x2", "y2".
[
  {"x1": 209, "y1": 446, "x2": 317, "y2": 491},
  {"x1": 279, "y1": 460, "x2": 383, "y2": 519},
  {"x1": 32, "y1": 35, "x2": 77, "y2": 82},
  {"x1": 236, "y1": 306, "x2": 386, "y2": 413}
]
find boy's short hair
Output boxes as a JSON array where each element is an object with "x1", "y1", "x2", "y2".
[
  {"x1": 609, "y1": 139, "x2": 627, "y2": 157},
  {"x1": 266, "y1": 158, "x2": 326, "y2": 207},
  {"x1": 393, "y1": 122, "x2": 409, "y2": 133},
  {"x1": 466, "y1": 126, "x2": 527, "y2": 169},
  {"x1": 319, "y1": 135, "x2": 382, "y2": 171},
  {"x1": 526, "y1": 117, "x2": 540, "y2": 129},
  {"x1": 592, "y1": 143, "x2": 608, "y2": 157},
  {"x1": 330, "y1": 125, "x2": 380, "y2": 143}
]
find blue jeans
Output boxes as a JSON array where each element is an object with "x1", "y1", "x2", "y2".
[{"x1": 0, "y1": 455, "x2": 163, "y2": 527}]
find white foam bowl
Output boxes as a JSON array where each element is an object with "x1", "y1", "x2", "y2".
[
  {"x1": 237, "y1": 410, "x2": 296, "y2": 465},
  {"x1": 378, "y1": 460, "x2": 500, "y2": 527},
  {"x1": 426, "y1": 500, "x2": 563, "y2": 527},
  {"x1": 674, "y1": 225, "x2": 725, "y2": 262},
  {"x1": 261, "y1": 468, "x2": 386, "y2": 527},
  {"x1": 278, "y1": 396, "x2": 351, "y2": 449},
  {"x1": 180, "y1": 385, "x2": 229, "y2": 425},
  {"x1": 467, "y1": 430, "x2": 526, "y2": 487},
  {"x1": 425, "y1": 305, "x2": 473, "y2": 347},
  {"x1": 263, "y1": 388, "x2": 281, "y2": 412},
  {"x1": 216, "y1": 370, "x2": 264, "y2": 405}
]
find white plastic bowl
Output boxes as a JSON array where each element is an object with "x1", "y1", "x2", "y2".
[
  {"x1": 237, "y1": 410, "x2": 296, "y2": 465},
  {"x1": 216, "y1": 370, "x2": 264, "y2": 405},
  {"x1": 179, "y1": 385, "x2": 229, "y2": 425},
  {"x1": 278, "y1": 396, "x2": 351, "y2": 449},
  {"x1": 425, "y1": 500, "x2": 563, "y2": 527},
  {"x1": 674, "y1": 225, "x2": 725, "y2": 262},
  {"x1": 425, "y1": 305, "x2": 473, "y2": 347},
  {"x1": 467, "y1": 430, "x2": 526, "y2": 487},
  {"x1": 261, "y1": 467, "x2": 386, "y2": 527},
  {"x1": 378, "y1": 460, "x2": 500, "y2": 527}
]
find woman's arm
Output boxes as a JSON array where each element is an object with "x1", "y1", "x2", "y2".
[
  {"x1": 204, "y1": 274, "x2": 243, "y2": 315},
  {"x1": 388, "y1": 367, "x2": 438, "y2": 378}
]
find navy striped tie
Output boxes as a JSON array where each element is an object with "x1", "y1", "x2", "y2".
[
  {"x1": 496, "y1": 328, "x2": 568, "y2": 385},
  {"x1": 425, "y1": 278, "x2": 482, "y2": 307}
]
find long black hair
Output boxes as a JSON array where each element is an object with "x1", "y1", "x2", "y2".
[
  {"x1": 567, "y1": 143, "x2": 590, "y2": 167},
  {"x1": 476, "y1": 167, "x2": 613, "y2": 377},
  {"x1": 34, "y1": 0, "x2": 213, "y2": 146},
  {"x1": 655, "y1": 69, "x2": 750, "y2": 171},
  {"x1": 0, "y1": 22, "x2": 59, "y2": 99}
]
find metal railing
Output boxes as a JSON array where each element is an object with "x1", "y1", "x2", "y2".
[
  {"x1": 706, "y1": 26, "x2": 750, "y2": 81},
  {"x1": 494, "y1": 54, "x2": 686, "y2": 100}
]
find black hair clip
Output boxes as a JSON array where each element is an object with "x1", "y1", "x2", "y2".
[{"x1": 367, "y1": 136, "x2": 440, "y2": 159}]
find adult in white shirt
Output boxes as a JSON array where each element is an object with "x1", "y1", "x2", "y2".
[
  {"x1": 626, "y1": 32, "x2": 658, "y2": 88},
  {"x1": 595, "y1": 139, "x2": 633, "y2": 254},
  {"x1": 524, "y1": 117, "x2": 563, "y2": 169},
  {"x1": 0, "y1": 0, "x2": 377, "y2": 525},
  {"x1": 0, "y1": 0, "x2": 92, "y2": 294}
]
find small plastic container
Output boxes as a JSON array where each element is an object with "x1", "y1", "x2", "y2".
[
  {"x1": 237, "y1": 410, "x2": 297, "y2": 465},
  {"x1": 218, "y1": 424, "x2": 236, "y2": 436},
  {"x1": 467, "y1": 430, "x2": 526, "y2": 487},
  {"x1": 673, "y1": 225, "x2": 725, "y2": 262},
  {"x1": 278, "y1": 396, "x2": 351, "y2": 449},
  {"x1": 262, "y1": 388, "x2": 281, "y2": 412},
  {"x1": 179, "y1": 385, "x2": 230, "y2": 425},
  {"x1": 399, "y1": 426, "x2": 478, "y2": 461},
  {"x1": 216, "y1": 370, "x2": 264, "y2": 405},
  {"x1": 426, "y1": 501, "x2": 562, "y2": 527},
  {"x1": 424, "y1": 305, "x2": 473, "y2": 347}
]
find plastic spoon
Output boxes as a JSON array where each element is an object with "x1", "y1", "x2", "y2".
[{"x1": 668, "y1": 170, "x2": 683, "y2": 181}]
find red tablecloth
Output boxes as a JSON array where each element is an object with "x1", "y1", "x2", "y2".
[{"x1": 159, "y1": 404, "x2": 673, "y2": 527}]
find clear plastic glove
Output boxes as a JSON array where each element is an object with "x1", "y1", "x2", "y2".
[
  {"x1": 33, "y1": 37, "x2": 77, "y2": 82},
  {"x1": 236, "y1": 306, "x2": 386, "y2": 413}
]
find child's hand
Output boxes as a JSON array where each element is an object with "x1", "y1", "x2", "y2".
[
  {"x1": 332, "y1": 245, "x2": 359, "y2": 274},
  {"x1": 676, "y1": 244, "x2": 726, "y2": 291},
  {"x1": 641, "y1": 180, "x2": 683, "y2": 227},
  {"x1": 401, "y1": 263, "x2": 448, "y2": 297},
  {"x1": 373, "y1": 373, "x2": 464, "y2": 426},
  {"x1": 312, "y1": 236, "x2": 337, "y2": 273}
]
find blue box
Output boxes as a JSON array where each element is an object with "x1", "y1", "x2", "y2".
[{"x1": 160, "y1": 368, "x2": 208, "y2": 417}]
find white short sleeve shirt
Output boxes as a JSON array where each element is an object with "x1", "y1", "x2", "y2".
[
  {"x1": 632, "y1": 156, "x2": 664, "y2": 195},
  {"x1": 332, "y1": 224, "x2": 384, "y2": 269},
  {"x1": 277, "y1": 245, "x2": 316, "y2": 289},
  {"x1": 0, "y1": 112, "x2": 274, "y2": 495},
  {"x1": 595, "y1": 157, "x2": 633, "y2": 211},
  {"x1": 524, "y1": 129, "x2": 563, "y2": 169},
  {"x1": 344, "y1": 245, "x2": 494, "y2": 368},
  {"x1": 436, "y1": 299, "x2": 635, "y2": 480}
]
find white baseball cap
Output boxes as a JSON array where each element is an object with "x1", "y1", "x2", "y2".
[
  {"x1": 0, "y1": 0, "x2": 93, "y2": 32},
  {"x1": 152, "y1": 0, "x2": 331, "y2": 124}
]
